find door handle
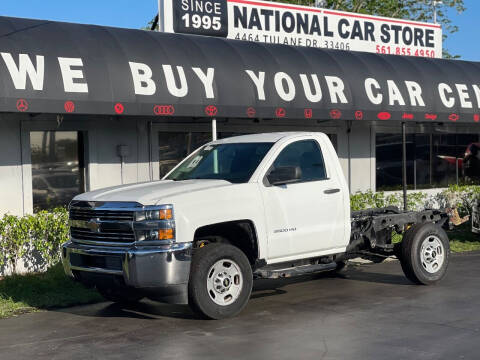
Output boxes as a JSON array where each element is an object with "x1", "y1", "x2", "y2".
[{"x1": 324, "y1": 188, "x2": 340, "y2": 194}]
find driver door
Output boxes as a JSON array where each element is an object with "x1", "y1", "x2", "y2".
[{"x1": 260, "y1": 138, "x2": 346, "y2": 262}]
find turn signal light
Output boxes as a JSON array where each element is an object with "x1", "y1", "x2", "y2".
[
  {"x1": 160, "y1": 208, "x2": 173, "y2": 220},
  {"x1": 158, "y1": 228, "x2": 174, "y2": 240}
]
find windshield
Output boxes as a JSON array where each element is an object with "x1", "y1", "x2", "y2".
[{"x1": 165, "y1": 142, "x2": 273, "y2": 183}]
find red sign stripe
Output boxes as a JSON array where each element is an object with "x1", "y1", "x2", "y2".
[
  {"x1": 323, "y1": 10, "x2": 441, "y2": 29},
  {"x1": 229, "y1": 0, "x2": 322, "y2": 14}
]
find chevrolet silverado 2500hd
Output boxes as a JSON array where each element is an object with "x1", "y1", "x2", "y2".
[{"x1": 62, "y1": 132, "x2": 450, "y2": 319}]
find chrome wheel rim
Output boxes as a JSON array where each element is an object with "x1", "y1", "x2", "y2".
[
  {"x1": 206, "y1": 259, "x2": 243, "y2": 306},
  {"x1": 420, "y1": 235, "x2": 445, "y2": 274}
]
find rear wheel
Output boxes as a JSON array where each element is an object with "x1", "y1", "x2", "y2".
[
  {"x1": 188, "y1": 243, "x2": 253, "y2": 319},
  {"x1": 399, "y1": 223, "x2": 450, "y2": 285}
]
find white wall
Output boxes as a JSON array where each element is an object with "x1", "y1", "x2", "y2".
[
  {"x1": 87, "y1": 117, "x2": 151, "y2": 191},
  {"x1": 0, "y1": 114, "x2": 25, "y2": 216},
  {"x1": 335, "y1": 121, "x2": 375, "y2": 194}
]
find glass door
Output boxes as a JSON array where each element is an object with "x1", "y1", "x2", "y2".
[{"x1": 30, "y1": 131, "x2": 86, "y2": 211}]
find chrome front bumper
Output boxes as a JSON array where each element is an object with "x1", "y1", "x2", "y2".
[{"x1": 62, "y1": 241, "x2": 192, "y2": 303}]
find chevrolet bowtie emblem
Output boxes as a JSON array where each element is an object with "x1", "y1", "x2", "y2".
[{"x1": 87, "y1": 218, "x2": 102, "y2": 233}]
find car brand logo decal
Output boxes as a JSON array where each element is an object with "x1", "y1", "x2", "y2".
[
  {"x1": 246, "y1": 107, "x2": 256, "y2": 118},
  {"x1": 16, "y1": 99, "x2": 29, "y2": 112},
  {"x1": 205, "y1": 105, "x2": 218, "y2": 117},
  {"x1": 154, "y1": 105, "x2": 175, "y2": 116},
  {"x1": 354, "y1": 110, "x2": 364, "y2": 120},
  {"x1": 275, "y1": 107, "x2": 286, "y2": 118},
  {"x1": 114, "y1": 103, "x2": 125, "y2": 114},
  {"x1": 377, "y1": 112, "x2": 391, "y2": 120},
  {"x1": 64, "y1": 101, "x2": 75, "y2": 113},
  {"x1": 329, "y1": 109, "x2": 341, "y2": 119}
]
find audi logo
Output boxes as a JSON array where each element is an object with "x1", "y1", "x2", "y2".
[{"x1": 154, "y1": 105, "x2": 175, "y2": 116}]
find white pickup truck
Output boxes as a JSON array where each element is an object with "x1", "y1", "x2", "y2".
[{"x1": 62, "y1": 132, "x2": 450, "y2": 319}]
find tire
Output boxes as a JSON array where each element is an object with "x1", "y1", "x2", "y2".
[
  {"x1": 188, "y1": 243, "x2": 253, "y2": 320},
  {"x1": 399, "y1": 222, "x2": 450, "y2": 285},
  {"x1": 97, "y1": 286, "x2": 144, "y2": 305}
]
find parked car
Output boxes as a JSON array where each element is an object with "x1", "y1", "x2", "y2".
[
  {"x1": 62, "y1": 133, "x2": 451, "y2": 319},
  {"x1": 33, "y1": 173, "x2": 80, "y2": 210}
]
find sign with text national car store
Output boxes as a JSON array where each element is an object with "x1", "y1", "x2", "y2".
[{"x1": 159, "y1": 0, "x2": 442, "y2": 58}]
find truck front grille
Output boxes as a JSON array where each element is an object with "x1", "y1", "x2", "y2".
[
  {"x1": 70, "y1": 227, "x2": 135, "y2": 243},
  {"x1": 70, "y1": 208, "x2": 134, "y2": 221},
  {"x1": 69, "y1": 202, "x2": 139, "y2": 245}
]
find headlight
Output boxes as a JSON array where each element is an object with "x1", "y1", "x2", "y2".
[
  {"x1": 135, "y1": 206, "x2": 173, "y2": 221},
  {"x1": 134, "y1": 205, "x2": 175, "y2": 242}
]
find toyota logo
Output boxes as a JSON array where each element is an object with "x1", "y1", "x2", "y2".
[{"x1": 246, "y1": 107, "x2": 256, "y2": 118}]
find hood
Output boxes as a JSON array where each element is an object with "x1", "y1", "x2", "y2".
[{"x1": 73, "y1": 180, "x2": 232, "y2": 205}]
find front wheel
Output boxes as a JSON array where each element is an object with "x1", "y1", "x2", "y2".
[
  {"x1": 188, "y1": 244, "x2": 253, "y2": 319},
  {"x1": 399, "y1": 223, "x2": 450, "y2": 285}
]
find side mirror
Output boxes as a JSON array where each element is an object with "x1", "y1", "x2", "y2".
[{"x1": 267, "y1": 166, "x2": 302, "y2": 186}]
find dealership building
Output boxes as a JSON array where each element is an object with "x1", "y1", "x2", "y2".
[{"x1": 0, "y1": 3, "x2": 480, "y2": 217}]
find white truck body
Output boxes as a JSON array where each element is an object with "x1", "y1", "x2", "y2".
[{"x1": 63, "y1": 132, "x2": 450, "y2": 319}]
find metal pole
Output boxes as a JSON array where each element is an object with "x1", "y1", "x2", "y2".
[
  {"x1": 212, "y1": 118, "x2": 217, "y2": 141},
  {"x1": 402, "y1": 122, "x2": 408, "y2": 211},
  {"x1": 433, "y1": 0, "x2": 442, "y2": 24},
  {"x1": 212, "y1": 118, "x2": 218, "y2": 174},
  {"x1": 456, "y1": 158, "x2": 460, "y2": 185}
]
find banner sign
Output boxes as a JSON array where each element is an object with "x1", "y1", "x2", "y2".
[
  {"x1": 159, "y1": 0, "x2": 442, "y2": 58},
  {"x1": 0, "y1": 16, "x2": 478, "y2": 123}
]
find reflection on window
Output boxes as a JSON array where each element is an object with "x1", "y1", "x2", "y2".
[
  {"x1": 159, "y1": 132, "x2": 212, "y2": 178},
  {"x1": 158, "y1": 132, "x2": 247, "y2": 178},
  {"x1": 272, "y1": 140, "x2": 327, "y2": 182},
  {"x1": 30, "y1": 131, "x2": 84, "y2": 211},
  {"x1": 166, "y1": 143, "x2": 273, "y2": 183},
  {"x1": 376, "y1": 133, "x2": 479, "y2": 191}
]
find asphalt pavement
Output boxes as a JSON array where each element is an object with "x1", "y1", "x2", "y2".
[{"x1": 0, "y1": 252, "x2": 479, "y2": 360}]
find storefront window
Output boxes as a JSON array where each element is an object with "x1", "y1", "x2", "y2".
[
  {"x1": 30, "y1": 131, "x2": 85, "y2": 211},
  {"x1": 376, "y1": 132, "x2": 479, "y2": 191}
]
